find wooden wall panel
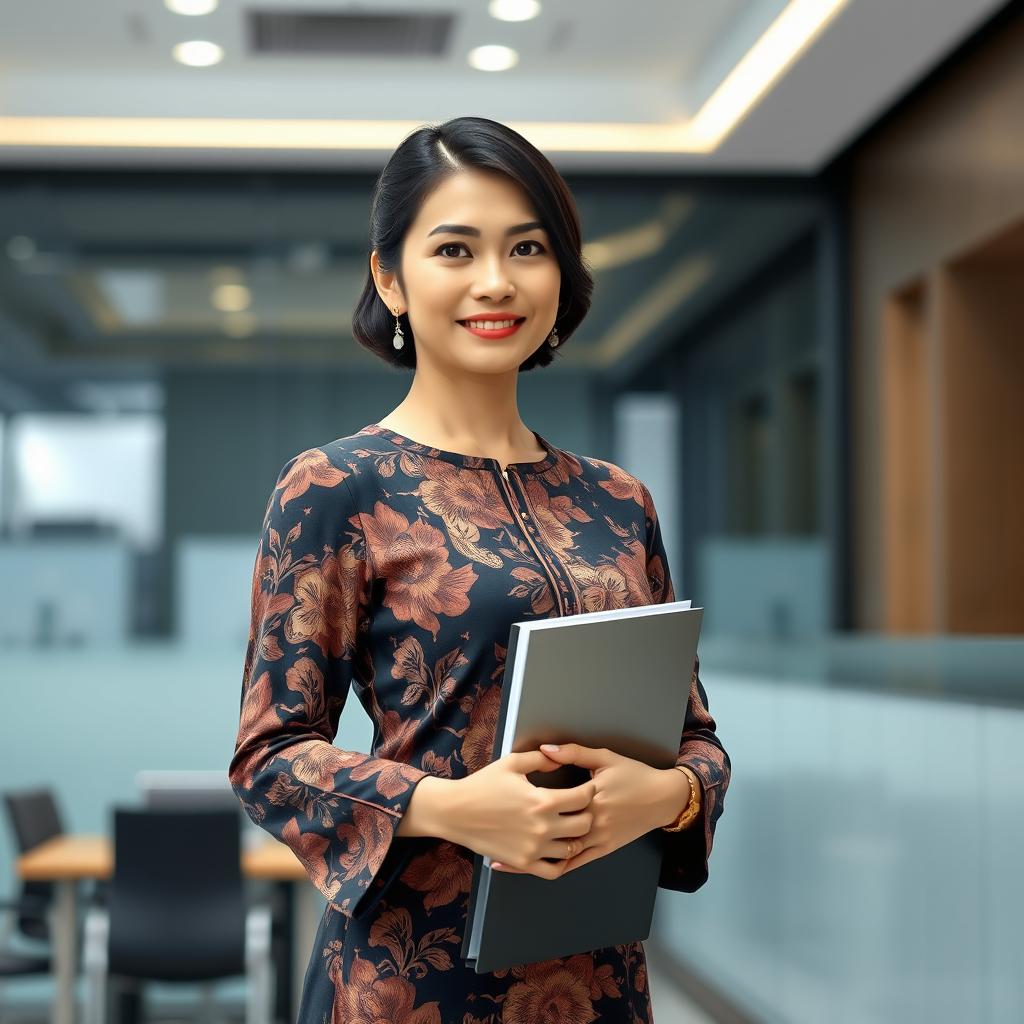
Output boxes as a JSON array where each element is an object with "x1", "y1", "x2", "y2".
[
  {"x1": 850, "y1": 12, "x2": 1024, "y2": 632},
  {"x1": 881, "y1": 281, "x2": 937, "y2": 631},
  {"x1": 938, "y1": 227, "x2": 1024, "y2": 632}
]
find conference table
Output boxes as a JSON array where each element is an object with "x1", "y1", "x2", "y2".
[{"x1": 16, "y1": 833, "x2": 320, "y2": 1024}]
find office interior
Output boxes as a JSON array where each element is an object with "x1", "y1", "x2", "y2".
[{"x1": 1, "y1": 1, "x2": 1022, "y2": 1022}]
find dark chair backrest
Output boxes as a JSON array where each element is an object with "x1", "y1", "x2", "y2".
[
  {"x1": 107, "y1": 806, "x2": 245, "y2": 983},
  {"x1": 3, "y1": 788, "x2": 64, "y2": 941},
  {"x1": 108, "y1": 807, "x2": 247, "y2": 982}
]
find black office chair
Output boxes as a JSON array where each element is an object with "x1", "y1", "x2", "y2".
[
  {"x1": 0, "y1": 789, "x2": 60, "y2": 994},
  {"x1": 4, "y1": 784, "x2": 109, "y2": 912},
  {"x1": 0, "y1": 892, "x2": 51, "y2": 989},
  {"x1": 82, "y1": 808, "x2": 272, "y2": 1024}
]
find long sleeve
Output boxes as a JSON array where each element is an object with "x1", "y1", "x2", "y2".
[
  {"x1": 229, "y1": 447, "x2": 428, "y2": 920},
  {"x1": 639, "y1": 481, "x2": 732, "y2": 893}
]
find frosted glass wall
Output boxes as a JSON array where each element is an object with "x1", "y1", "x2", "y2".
[{"x1": 652, "y1": 665, "x2": 1024, "y2": 1024}]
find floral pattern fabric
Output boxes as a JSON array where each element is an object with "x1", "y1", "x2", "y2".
[{"x1": 229, "y1": 422, "x2": 731, "y2": 1023}]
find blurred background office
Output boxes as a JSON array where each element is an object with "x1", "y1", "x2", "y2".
[{"x1": 2, "y1": 0, "x2": 1023, "y2": 1021}]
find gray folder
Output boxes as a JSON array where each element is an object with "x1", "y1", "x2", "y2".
[{"x1": 461, "y1": 599, "x2": 703, "y2": 973}]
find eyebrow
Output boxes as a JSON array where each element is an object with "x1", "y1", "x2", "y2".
[{"x1": 426, "y1": 220, "x2": 545, "y2": 238}]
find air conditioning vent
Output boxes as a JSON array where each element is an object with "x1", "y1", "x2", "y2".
[{"x1": 247, "y1": 9, "x2": 454, "y2": 56}]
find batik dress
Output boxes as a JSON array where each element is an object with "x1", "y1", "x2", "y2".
[{"x1": 229, "y1": 422, "x2": 731, "y2": 1024}]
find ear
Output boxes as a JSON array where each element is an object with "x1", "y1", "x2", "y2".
[{"x1": 370, "y1": 250, "x2": 404, "y2": 314}]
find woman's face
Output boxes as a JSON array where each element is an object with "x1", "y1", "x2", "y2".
[{"x1": 377, "y1": 168, "x2": 562, "y2": 374}]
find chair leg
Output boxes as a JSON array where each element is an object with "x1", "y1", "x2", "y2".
[
  {"x1": 244, "y1": 905, "x2": 273, "y2": 1024},
  {"x1": 82, "y1": 906, "x2": 109, "y2": 1024},
  {"x1": 113, "y1": 977, "x2": 144, "y2": 1024},
  {"x1": 0, "y1": 908, "x2": 17, "y2": 1016},
  {"x1": 198, "y1": 980, "x2": 217, "y2": 1024}
]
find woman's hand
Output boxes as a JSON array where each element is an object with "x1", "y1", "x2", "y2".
[
  {"x1": 490, "y1": 743, "x2": 670, "y2": 875},
  {"x1": 446, "y1": 750, "x2": 597, "y2": 881}
]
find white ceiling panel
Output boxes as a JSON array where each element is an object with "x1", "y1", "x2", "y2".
[{"x1": 0, "y1": 0, "x2": 1012, "y2": 171}]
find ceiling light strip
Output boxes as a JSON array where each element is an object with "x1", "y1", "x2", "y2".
[{"x1": 688, "y1": 0, "x2": 850, "y2": 149}]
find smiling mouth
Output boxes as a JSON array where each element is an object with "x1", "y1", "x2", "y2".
[{"x1": 456, "y1": 317, "x2": 527, "y2": 328}]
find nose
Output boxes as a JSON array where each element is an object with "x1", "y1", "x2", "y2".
[{"x1": 470, "y1": 252, "x2": 515, "y2": 302}]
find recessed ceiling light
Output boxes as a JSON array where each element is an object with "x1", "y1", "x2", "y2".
[
  {"x1": 164, "y1": 0, "x2": 219, "y2": 14},
  {"x1": 467, "y1": 45, "x2": 519, "y2": 72},
  {"x1": 488, "y1": 0, "x2": 541, "y2": 21},
  {"x1": 172, "y1": 40, "x2": 224, "y2": 67},
  {"x1": 211, "y1": 283, "x2": 251, "y2": 312}
]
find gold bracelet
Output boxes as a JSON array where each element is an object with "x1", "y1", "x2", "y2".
[{"x1": 662, "y1": 765, "x2": 701, "y2": 833}]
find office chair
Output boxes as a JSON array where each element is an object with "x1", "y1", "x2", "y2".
[
  {"x1": 134, "y1": 769, "x2": 285, "y2": 1022},
  {"x1": 0, "y1": 892, "x2": 51, "y2": 1007},
  {"x1": 4, "y1": 786, "x2": 109, "y2": 913},
  {"x1": 0, "y1": 790, "x2": 59, "y2": 1005},
  {"x1": 82, "y1": 808, "x2": 272, "y2": 1024},
  {"x1": 3, "y1": 787, "x2": 63, "y2": 938}
]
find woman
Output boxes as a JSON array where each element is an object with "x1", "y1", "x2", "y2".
[{"x1": 229, "y1": 115, "x2": 731, "y2": 1023}]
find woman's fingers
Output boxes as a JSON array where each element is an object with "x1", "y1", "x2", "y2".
[
  {"x1": 549, "y1": 778, "x2": 597, "y2": 813},
  {"x1": 491, "y1": 817, "x2": 595, "y2": 876},
  {"x1": 491, "y1": 857, "x2": 564, "y2": 880},
  {"x1": 512, "y1": 749, "x2": 564, "y2": 773},
  {"x1": 484, "y1": 755, "x2": 600, "y2": 879},
  {"x1": 561, "y1": 842, "x2": 607, "y2": 874},
  {"x1": 493, "y1": 841, "x2": 602, "y2": 878}
]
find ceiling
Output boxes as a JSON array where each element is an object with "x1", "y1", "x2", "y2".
[{"x1": 0, "y1": 0, "x2": 1011, "y2": 171}]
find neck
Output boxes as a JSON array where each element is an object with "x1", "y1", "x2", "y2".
[{"x1": 385, "y1": 364, "x2": 538, "y2": 454}]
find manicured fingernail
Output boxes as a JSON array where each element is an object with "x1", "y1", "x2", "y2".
[
  {"x1": 540, "y1": 744, "x2": 559, "y2": 752},
  {"x1": 492, "y1": 862, "x2": 503, "y2": 869}
]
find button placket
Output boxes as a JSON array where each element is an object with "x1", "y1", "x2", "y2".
[
  {"x1": 497, "y1": 466, "x2": 570, "y2": 616},
  {"x1": 507, "y1": 469, "x2": 583, "y2": 612}
]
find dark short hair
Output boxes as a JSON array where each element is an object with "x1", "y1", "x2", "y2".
[{"x1": 352, "y1": 116, "x2": 593, "y2": 371}]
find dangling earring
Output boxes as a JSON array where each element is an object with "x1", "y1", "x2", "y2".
[
  {"x1": 547, "y1": 325, "x2": 559, "y2": 347},
  {"x1": 392, "y1": 306, "x2": 404, "y2": 350}
]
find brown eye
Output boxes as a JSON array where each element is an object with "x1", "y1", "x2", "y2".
[
  {"x1": 437, "y1": 243, "x2": 468, "y2": 258},
  {"x1": 514, "y1": 240, "x2": 545, "y2": 256}
]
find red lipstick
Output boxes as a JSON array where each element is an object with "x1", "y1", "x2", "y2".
[{"x1": 456, "y1": 314, "x2": 527, "y2": 340}]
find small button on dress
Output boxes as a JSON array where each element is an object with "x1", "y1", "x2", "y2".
[{"x1": 229, "y1": 422, "x2": 731, "y2": 1024}]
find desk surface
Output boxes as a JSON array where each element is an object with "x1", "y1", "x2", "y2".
[{"x1": 16, "y1": 834, "x2": 308, "y2": 882}]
